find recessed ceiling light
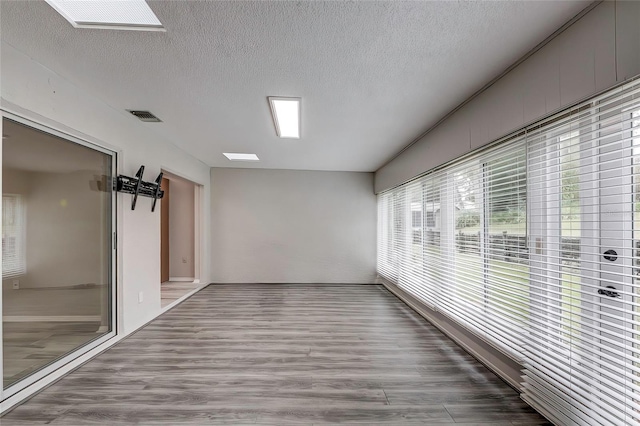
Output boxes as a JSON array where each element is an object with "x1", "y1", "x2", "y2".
[
  {"x1": 44, "y1": 0, "x2": 164, "y2": 31},
  {"x1": 268, "y1": 97, "x2": 301, "y2": 139},
  {"x1": 223, "y1": 153, "x2": 260, "y2": 161}
]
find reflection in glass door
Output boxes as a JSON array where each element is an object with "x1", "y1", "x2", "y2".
[{"x1": 1, "y1": 116, "x2": 115, "y2": 394}]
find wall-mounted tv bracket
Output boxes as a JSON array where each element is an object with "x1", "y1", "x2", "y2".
[{"x1": 116, "y1": 166, "x2": 164, "y2": 212}]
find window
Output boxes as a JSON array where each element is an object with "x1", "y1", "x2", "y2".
[
  {"x1": 378, "y1": 78, "x2": 640, "y2": 426},
  {"x1": 2, "y1": 194, "x2": 26, "y2": 279}
]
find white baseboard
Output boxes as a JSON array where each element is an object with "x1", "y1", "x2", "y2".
[{"x1": 168, "y1": 277, "x2": 195, "y2": 282}]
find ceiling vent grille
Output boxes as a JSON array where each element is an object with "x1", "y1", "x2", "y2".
[{"x1": 128, "y1": 110, "x2": 162, "y2": 122}]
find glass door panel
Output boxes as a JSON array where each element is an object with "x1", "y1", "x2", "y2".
[{"x1": 2, "y1": 117, "x2": 113, "y2": 390}]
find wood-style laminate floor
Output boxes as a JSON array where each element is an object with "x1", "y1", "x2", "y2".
[
  {"x1": 161, "y1": 281, "x2": 204, "y2": 308},
  {"x1": 1, "y1": 284, "x2": 550, "y2": 425}
]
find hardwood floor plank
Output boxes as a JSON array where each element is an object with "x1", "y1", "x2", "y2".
[{"x1": 1, "y1": 284, "x2": 549, "y2": 425}]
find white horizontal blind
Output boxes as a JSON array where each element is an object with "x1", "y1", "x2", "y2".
[
  {"x1": 377, "y1": 191, "x2": 397, "y2": 282},
  {"x1": 377, "y1": 135, "x2": 528, "y2": 354},
  {"x1": 2, "y1": 194, "x2": 26, "y2": 279},
  {"x1": 378, "y1": 174, "x2": 441, "y2": 308},
  {"x1": 523, "y1": 79, "x2": 640, "y2": 426},
  {"x1": 440, "y1": 138, "x2": 528, "y2": 356},
  {"x1": 377, "y1": 77, "x2": 640, "y2": 426}
]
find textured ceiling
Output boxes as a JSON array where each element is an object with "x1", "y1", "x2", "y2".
[{"x1": 1, "y1": 0, "x2": 591, "y2": 172}]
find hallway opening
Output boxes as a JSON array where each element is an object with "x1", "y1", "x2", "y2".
[{"x1": 159, "y1": 171, "x2": 203, "y2": 307}]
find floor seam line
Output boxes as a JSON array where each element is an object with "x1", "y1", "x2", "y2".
[
  {"x1": 382, "y1": 388, "x2": 391, "y2": 405},
  {"x1": 442, "y1": 404, "x2": 455, "y2": 422}
]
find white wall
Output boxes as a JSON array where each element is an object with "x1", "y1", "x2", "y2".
[
  {"x1": 1, "y1": 43, "x2": 211, "y2": 333},
  {"x1": 210, "y1": 168, "x2": 377, "y2": 284},
  {"x1": 168, "y1": 177, "x2": 195, "y2": 279},
  {"x1": 375, "y1": 0, "x2": 640, "y2": 192}
]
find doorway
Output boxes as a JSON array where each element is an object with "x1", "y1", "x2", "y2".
[{"x1": 159, "y1": 171, "x2": 201, "y2": 307}]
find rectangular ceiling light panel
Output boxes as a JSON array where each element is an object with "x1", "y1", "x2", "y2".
[
  {"x1": 268, "y1": 97, "x2": 301, "y2": 139},
  {"x1": 44, "y1": 0, "x2": 164, "y2": 31},
  {"x1": 223, "y1": 153, "x2": 260, "y2": 161}
]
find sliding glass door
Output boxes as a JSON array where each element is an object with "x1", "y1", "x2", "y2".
[{"x1": 1, "y1": 114, "x2": 116, "y2": 399}]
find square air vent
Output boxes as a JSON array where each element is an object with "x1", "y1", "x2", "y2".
[{"x1": 128, "y1": 110, "x2": 162, "y2": 122}]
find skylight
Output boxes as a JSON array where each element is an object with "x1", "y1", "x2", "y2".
[
  {"x1": 268, "y1": 97, "x2": 301, "y2": 139},
  {"x1": 223, "y1": 153, "x2": 260, "y2": 161},
  {"x1": 44, "y1": 0, "x2": 164, "y2": 31}
]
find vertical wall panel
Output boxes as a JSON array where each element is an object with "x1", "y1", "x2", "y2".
[
  {"x1": 542, "y1": 37, "x2": 562, "y2": 114},
  {"x1": 522, "y1": 50, "x2": 547, "y2": 124},
  {"x1": 593, "y1": 1, "x2": 617, "y2": 91},
  {"x1": 616, "y1": 0, "x2": 640, "y2": 81},
  {"x1": 483, "y1": 80, "x2": 505, "y2": 145},
  {"x1": 496, "y1": 68, "x2": 525, "y2": 140},
  {"x1": 469, "y1": 90, "x2": 491, "y2": 150},
  {"x1": 557, "y1": 11, "x2": 596, "y2": 106}
]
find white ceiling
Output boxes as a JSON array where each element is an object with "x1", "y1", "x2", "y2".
[{"x1": 1, "y1": 0, "x2": 592, "y2": 172}]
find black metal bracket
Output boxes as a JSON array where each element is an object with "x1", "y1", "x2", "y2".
[{"x1": 116, "y1": 166, "x2": 164, "y2": 212}]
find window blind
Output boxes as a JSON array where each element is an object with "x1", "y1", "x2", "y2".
[
  {"x1": 2, "y1": 194, "x2": 26, "y2": 279},
  {"x1": 377, "y1": 136, "x2": 528, "y2": 357},
  {"x1": 523, "y1": 79, "x2": 640, "y2": 426},
  {"x1": 377, "y1": 77, "x2": 640, "y2": 426}
]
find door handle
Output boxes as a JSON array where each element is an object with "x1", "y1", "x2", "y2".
[
  {"x1": 598, "y1": 286, "x2": 621, "y2": 298},
  {"x1": 603, "y1": 249, "x2": 618, "y2": 262}
]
